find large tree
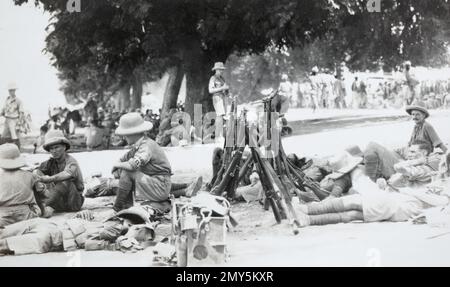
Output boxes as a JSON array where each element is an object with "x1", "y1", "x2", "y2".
[{"x1": 15, "y1": 0, "x2": 450, "y2": 116}]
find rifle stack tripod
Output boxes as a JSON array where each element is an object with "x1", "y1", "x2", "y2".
[{"x1": 207, "y1": 90, "x2": 328, "y2": 234}]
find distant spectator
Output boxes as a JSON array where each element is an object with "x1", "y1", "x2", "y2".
[
  {"x1": 33, "y1": 125, "x2": 49, "y2": 154},
  {"x1": 165, "y1": 118, "x2": 189, "y2": 147},
  {"x1": 47, "y1": 112, "x2": 62, "y2": 131},
  {"x1": 144, "y1": 109, "x2": 153, "y2": 122},
  {"x1": 97, "y1": 107, "x2": 106, "y2": 126},
  {"x1": 84, "y1": 95, "x2": 98, "y2": 121},
  {"x1": 156, "y1": 108, "x2": 177, "y2": 146},
  {"x1": 85, "y1": 117, "x2": 105, "y2": 150}
]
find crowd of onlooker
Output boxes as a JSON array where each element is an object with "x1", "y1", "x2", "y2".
[
  {"x1": 34, "y1": 99, "x2": 194, "y2": 152},
  {"x1": 32, "y1": 64, "x2": 450, "y2": 153},
  {"x1": 292, "y1": 69, "x2": 450, "y2": 111}
]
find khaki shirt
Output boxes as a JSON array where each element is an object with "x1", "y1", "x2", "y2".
[
  {"x1": 389, "y1": 154, "x2": 441, "y2": 188},
  {"x1": 120, "y1": 136, "x2": 172, "y2": 176},
  {"x1": 1, "y1": 96, "x2": 24, "y2": 119},
  {"x1": 209, "y1": 75, "x2": 227, "y2": 97},
  {"x1": 0, "y1": 169, "x2": 38, "y2": 207},
  {"x1": 409, "y1": 121, "x2": 443, "y2": 151},
  {"x1": 37, "y1": 154, "x2": 85, "y2": 192}
]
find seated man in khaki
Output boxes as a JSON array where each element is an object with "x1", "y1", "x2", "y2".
[
  {"x1": 163, "y1": 118, "x2": 189, "y2": 147},
  {"x1": 112, "y1": 113, "x2": 172, "y2": 213},
  {"x1": 364, "y1": 103, "x2": 446, "y2": 182},
  {"x1": 382, "y1": 140, "x2": 441, "y2": 190},
  {"x1": 33, "y1": 130, "x2": 84, "y2": 215},
  {"x1": 0, "y1": 144, "x2": 43, "y2": 227}
]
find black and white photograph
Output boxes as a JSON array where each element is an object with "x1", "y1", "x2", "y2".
[{"x1": 1, "y1": 0, "x2": 450, "y2": 268}]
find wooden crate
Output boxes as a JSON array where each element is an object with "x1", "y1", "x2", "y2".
[
  {"x1": 172, "y1": 200, "x2": 228, "y2": 266},
  {"x1": 186, "y1": 216, "x2": 227, "y2": 266}
]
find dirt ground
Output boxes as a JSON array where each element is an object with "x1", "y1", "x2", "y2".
[{"x1": 1, "y1": 108, "x2": 450, "y2": 267}]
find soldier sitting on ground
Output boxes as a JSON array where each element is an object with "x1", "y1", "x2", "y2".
[
  {"x1": 363, "y1": 103, "x2": 447, "y2": 182},
  {"x1": 33, "y1": 130, "x2": 85, "y2": 216},
  {"x1": 0, "y1": 144, "x2": 46, "y2": 227}
]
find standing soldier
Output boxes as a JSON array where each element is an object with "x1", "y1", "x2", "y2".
[
  {"x1": 351, "y1": 76, "x2": 367, "y2": 108},
  {"x1": 333, "y1": 62, "x2": 347, "y2": 109},
  {"x1": 309, "y1": 66, "x2": 321, "y2": 112},
  {"x1": 277, "y1": 74, "x2": 293, "y2": 114},
  {"x1": 208, "y1": 62, "x2": 230, "y2": 143},
  {"x1": 1, "y1": 82, "x2": 24, "y2": 149},
  {"x1": 273, "y1": 74, "x2": 293, "y2": 136},
  {"x1": 404, "y1": 61, "x2": 420, "y2": 105}
]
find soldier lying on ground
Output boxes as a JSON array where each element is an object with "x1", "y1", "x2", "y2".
[
  {"x1": 299, "y1": 142, "x2": 438, "y2": 203},
  {"x1": 234, "y1": 171, "x2": 264, "y2": 203},
  {"x1": 0, "y1": 206, "x2": 157, "y2": 256},
  {"x1": 295, "y1": 153, "x2": 450, "y2": 227},
  {"x1": 289, "y1": 146, "x2": 363, "y2": 203}
]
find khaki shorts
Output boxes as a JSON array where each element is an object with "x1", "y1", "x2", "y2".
[
  {"x1": 134, "y1": 173, "x2": 172, "y2": 203},
  {"x1": 212, "y1": 95, "x2": 226, "y2": 116},
  {"x1": 2, "y1": 117, "x2": 19, "y2": 139},
  {"x1": 362, "y1": 191, "x2": 423, "y2": 222}
]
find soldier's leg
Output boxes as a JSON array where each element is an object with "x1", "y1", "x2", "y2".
[
  {"x1": 7, "y1": 118, "x2": 19, "y2": 140},
  {"x1": 364, "y1": 142, "x2": 402, "y2": 181},
  {"x1": 303, "y1": 194, "x2": 363, "y2": 215},
  {"x1": 113, "y1": 170, "x2": 136, "y2": 212},
  {"x1": 170, "y1": 177, "x2": 202, "y2": 198},
  {"x1": 307, "y1": 211, "x2": 364, "y2": 226},
  {"x1": 170, "y1": 183, "x2": 189, "y2": 198},
  {"x1": 42, "y1": 183, "x2": 65, "y2": 212},
  {"x1": 0, "y1": 205, "x2": 39, "y2": 228},
  {"x1": 2, "y1": 119, "x2": 12, "y2": 140},
  {"x1": 62, "y1": 182, "x2": 85, "y2": 212}
]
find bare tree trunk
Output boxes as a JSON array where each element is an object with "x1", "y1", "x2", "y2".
[
  {"x1": 117, "y1": 83, "x2": 131, "y2": 112},
  {"x1": 130, "y1": 77, "x2": 143, "y2": 111},
  {"x1": 161, "y1": 62, "x2": 184, "y2": 119},
  {"x1": 183, "y1": 44, "x2": 215, "y2": 120}
]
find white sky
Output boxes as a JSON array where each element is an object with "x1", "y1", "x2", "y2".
[
  {"x1": 0, "y1": 1, "x2": 187, "y2": 127},
  {"x1": 0, "y1": 1, "x2": 65, "y2": 126}
]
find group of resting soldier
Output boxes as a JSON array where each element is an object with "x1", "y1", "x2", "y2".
[
  {"x1": 0, "y1": 112, "x2": 202, "y2": 256},
  {"x1": 292, "y1": 104, "x2": 450, "y2": 227},
  {"x1": 1, "y1": 103, "x2": 449, "y2": 256},
  {"x1": 225, "y1": 103, "x2": 450, "y2": 227}
]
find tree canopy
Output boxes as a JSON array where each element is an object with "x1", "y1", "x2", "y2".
[{"x1": 14, "y1": 0, "x2": 450, "y2": 114}]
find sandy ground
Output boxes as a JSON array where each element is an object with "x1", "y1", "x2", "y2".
[{"x1": 1, "y1": 108, "x2": 450, "y2": 266}]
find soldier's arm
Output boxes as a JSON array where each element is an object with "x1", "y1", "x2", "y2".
[
  {"x1": 39, "y1": 163, "x2": 77, "y2": 183},
  {"x1": 424, "y1": 123, "x2": 445, "y2": 152},
  {"x1": 112, "y1": 161, "x2": 134, "y2": 171},
  {"x1": 208, "y1": 77, "x2": 227, "y2": 94},
  {"x1": 115, "y1": 144, "x2": 152, "y2": 171},
  {"x1": 17, "y1": 99, "x2": 25, "y2": 114}
]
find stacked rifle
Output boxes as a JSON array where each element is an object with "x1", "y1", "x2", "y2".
[{"x1": 206, "y1": 90, "x2": 329, "y2": 234}]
